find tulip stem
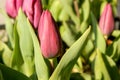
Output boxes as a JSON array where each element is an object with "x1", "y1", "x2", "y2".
[
  {"x1": 73, "y1": 0, "x2": 80, "y2": 17},
  {"x1": 49, "y1": 58, "x2": 58, "y2": 70},
  {"x1": 104, "y1": 35, "x2": 108, "y2": 40}
]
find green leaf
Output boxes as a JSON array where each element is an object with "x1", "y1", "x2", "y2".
[
  {"x1": 80, "y1": 0, "x2": 90, "y2": 21},
  {"x1": 60, "y1": 0, "x2": 80, "y2": 26},
  {"x1": 70, "y1": 73, "x2": 93, "y2": 80},
  {"x1": 29, "y1": 72, "x2": 38, "y2": 80},
  {"x1": 60, "y1": 22, "x2": 78, "y2": 47},
  {"x1": 106, "y1": 35, "x2": 120, "y2": 61},
  {"x1": 79, "y1": 0, "x2": 90, "y2": 33},
  {"x1": 93, "y1": 49, "x2": 120, "y2": 80},
  {"x1": 58, "y1": 8, "x2": 69, "y2": 21},
  {"x1": 50, "y1": 0, "x2": 62, "y2": 21},
  {"x1": 0, "y1": 9, "x2": 14, "y2": 48},
  {"x1": 0, "y1": 63, "x2": 31, "y2": 80},
  {"x1": 112, "y1": 30, "x2": 120, "y2": 38},
  {"x1": 90, "y1": 12, "x2": 106, "y2": 54},
  {"x1": 16, "y1": 9, "x2": 34, "y2": 76},
  {"x1": 49, "y1": 27, "x2": 91, "y2": 80},
  {"x1": 0, "y1": 69, "x2": 4, "y2": 80},
  {"x1": 90, "y1": 0, "x2": 102, "y2": 19},
  {"x1": 10, "y1": 25, "x2": 24, "y2": 74},
  {"x1": 81, "y1": 39, "x2": 94, "y2": 60},
  {"x1": 80, "y1": 21, "x2": 89, "y2": 33},
  {"x1": 0, "y1": 41, "x2": 12, "y2": 67},
  {"x1": 27, "y1": 19, "x2": 50, "y2": 80}
]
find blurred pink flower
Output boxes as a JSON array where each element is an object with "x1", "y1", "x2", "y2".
[
  {"x1": 38, "y1": 10, "x2": 62, "y2": 58},
  {"x1": 6, "y1": 0, "x2": 23, "y2": 18},
  {"x1": 99, "y1": 3, "x2": 114, "y2": 35},
  {"x1": 22, "y1": 0, "x2": 43, "y2": 29}
]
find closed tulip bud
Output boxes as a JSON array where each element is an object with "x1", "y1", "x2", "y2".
[
  {"x1": 22, "y1": 0, "x2": 43, "y2": 29},
  {"x1": 99, "y1": 3, "x2": 114, "y2": 36},
  {"x1": 38, "y1": 10, "x2": 62, "y2": 58},
  {"x1": 6, "y1": 0, "x2": 23, "y2": 18}
]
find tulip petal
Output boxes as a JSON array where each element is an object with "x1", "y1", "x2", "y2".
[
  {"x1": 16, "y1": 0, "x2": 23, "y2": 12},
  {"x1": 6, "y1": 0, "x2": 17, "y2": 18},
  {"x1": 23, "y1": 0, "x2": 43, "y2": 29},
  {"x1": 99, "y1": 4, "x2": 114, "y2": 35},
  {"x1": 38, "y1": 10, "x2": 61, "y2": 58},
  {"x1": 34, "y1": 0, "x2": 43, "y2": 28},
  {"x1": 22, "y1": 0, "x2": 34, "y2": 25},
  {"x1": 103, "y1": 4, "x2": 114, "y2": 35}
]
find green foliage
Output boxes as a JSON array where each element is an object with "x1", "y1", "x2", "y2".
[
  {"x1": 50, "y1": 27, "x2": 91, "y2": 80},
  {"x1": 106, "y1": 30, "x2": 120, "y2": 61},
  {"x1": 0, "y1": 63, "x2": 31, "y2": 80},
  {"x1": 27, "y1": 16, "x2": 50, "y2": 80},
  {"x1": 0, "y1": 41, "x2": 12, "y2": 67},
  {"x1": 0, "y1": 0, "x2": 120, "y2": 80},
  {"x1": 90, "y1": 12, "x2": 106, "y2": 54},
  {"x1": 0, "y1": 9, "x2": 14, "y2": 49},
  {"x1": 60, "y1": 21, "x2": 78, "y2": 47},
  {"x1": 93, "y1": 49, "x2": 120, "y2": 80}
]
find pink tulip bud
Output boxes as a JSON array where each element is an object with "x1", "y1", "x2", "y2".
[
  {"x1": 99, "y1": 3, "x2": 114, "y2": 35},
  {"x1": 38, "y1": 10, "x2": 62, "y2": 58},
  {"x1": 22, "y1": 0, "x2": 43, "y2": 29},
  {"x1": 6, "y1": 0, "x2": 23, "y2": 18}
]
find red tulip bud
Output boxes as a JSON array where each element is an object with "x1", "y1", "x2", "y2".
[
  {"x1": 38, "y1": 10, "x2": 62, "y2": 58},
  {"x1": 99, "y1": 3, "x2": 114, "y2": 35},
  {"x1": 22, "y1": 0, "x2": 43, "y2": 29},
  {"x1": 6, "y1": 0, "x2": 23, "y2": 18}
]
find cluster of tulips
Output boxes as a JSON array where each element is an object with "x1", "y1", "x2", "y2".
[
  {"x1": 0, "y1": 0, "x2": 120, "y2": 80},
  {"x1": 6, "y1": 0, "x2": 115, "y2": 59},
  {"x1": 6, "y1": 0, "x2": 62, "y2": 58}
]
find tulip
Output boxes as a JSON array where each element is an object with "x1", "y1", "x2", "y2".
[
  {"x1": 38, "y1": 10, "x2": 62, "y2": 58},
  {"x1": 22, "y1": 0, "x2": 43, "y2": 29},
  {"x1": 99, "y1": 3, "x2": 114, "y2": 35},
  {"x1": 6, "y1": 0, "x2": 23, "y2": 18}
]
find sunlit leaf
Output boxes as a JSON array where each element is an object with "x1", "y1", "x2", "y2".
[
  {"x1": 60, "y1": 0, "x2": 80, "y2": 26},
  {"x1": 93, "y1": 49, "x2": 120, "y2": 80},
  {"x1": 79, "y1": 0, "x2": 90, "y2": 33},
  {"x1": 106, "y1": 35, "x2": 120, "y2": 61},
  {"x1": 50, "y1": 27, "x2": 91, "y2": 80},
  {"x1": 27, "y1": 19, "x2": 50, "y2": 80},
  {"x1": 15, "y1": 9, "x2": 34, "y2": 76},
  {"x1": 60, "y1": 22, "x2": 78, "y2": 47},
  {"x1": 10, "y1": 25, "x2": 24, "y2": 74},
  {"x1": 112, "y1": 30, "x2": 120, "y2": 38},
  {"x1": 0, "y1": 9, "x2": 14, "y2": 48},
  {"x1": 70, "y1": 73, "x2": 93, "y2": 80},
  {"x1": 90, "y1": 12, "x2": 106, "y2": 54},
  {"x1": 58, "y1": 7, "x2": 69, "y2": 21},
  {"x1": 81, "y1": 39, "x2": 94, "y2": 60},
  {"x1": 50, "y1": 0, "x2": 62, "y2": 21},
  {"x1": 0, "y1": 41, "x2": 12, "y2": 67}
]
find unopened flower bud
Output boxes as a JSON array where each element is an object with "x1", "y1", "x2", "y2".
[
  {"x1": 38, "y1": 10, "x2": 62, "y2": 58},
  {"x1": 6, "y1": 0, "x2": 23, "y2": 18},
  {"x1": 99, "y1": 3, "x2": 114, "y2": 35},
  {"x1": 22, "y1": 0, "x2": 43, "y2": 29}
]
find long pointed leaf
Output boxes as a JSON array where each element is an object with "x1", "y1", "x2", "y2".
[
  {"x1": 27, "y1": 19, "x2": 50, "y2": 80},
  {"x1": 0, "y1": 41, "x2": 12, "y2": 67},
  {"x1": 60, "y1": 0, "x2": 80, "y2": 26},
  {"x1": 50, "y1": 27, "x2": 91, "y2": 80},
  {"x1": 93, "y1": 49, "x2": 120, "y2": 80},
  {"x1": 0, "y1": 63, "x2": 31, "y2": 80},
  {"x1": 0, "y1": 9, "x2": 14, "y2": 48},
  {"x1": 16, "y1": 9, "x2": 34, "y2": 76},
  {"x1": 90, "y1": 12, "x2": 106, "y2": 54},
  {"x1": 10, "y1": 25, "x2": 24, "y2": 74}
]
